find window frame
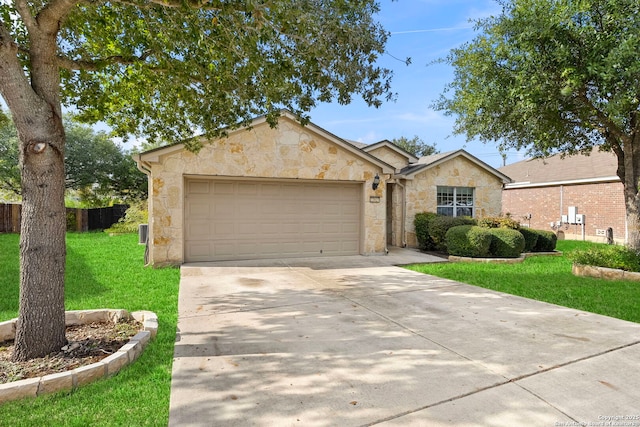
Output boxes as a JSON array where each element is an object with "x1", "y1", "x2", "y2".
[{"x1": 436, "y1": 186, "x2": 475, "y2": 217}]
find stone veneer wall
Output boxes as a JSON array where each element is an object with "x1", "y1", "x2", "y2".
[
  {"x1": 403, "y1": 157, "x2": 504, "y2": 248},
  {"x1": 146, "y1": 117, "x2": 387, "y2": 265},
  {"x1": 366, "y1": 146, "x2": 411, "y2": 170}
]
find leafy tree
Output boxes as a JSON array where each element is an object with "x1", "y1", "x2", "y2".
[
  {"x1": 0, "y1": 1, "x2": 393, "y2": 360},
  {"x1": 64, "y1": 120, "x2": 148, "y2": 204},
  {"x1": 0, "y1": 117, "x2": 20, "y2": 196},
  {"x1": 391, "y1": 135, "x2": 438, "y2": 157},
  {"x1": 0, "y1": 115, "x2": 147, "y2": 204},
  {"x1": 434, "y1": 0, "x2": 640, "y2": 250}
]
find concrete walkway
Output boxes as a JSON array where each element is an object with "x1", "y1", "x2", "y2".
[{"x1": 169, "y1": 248, "x2": 640, "y2": 426}]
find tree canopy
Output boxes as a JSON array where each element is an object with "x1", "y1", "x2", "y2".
[
  {"x1": 391, "y1": 135, "x2": 438, "y2": 157},
  {"x1": 0, "y1": 115, "x2": 146, "y2": 204},
  {"x1": 0, "y1": 0, "x2": 394, "y2": 360},
  {"x1": 49, "y1": 0, "x2": 394, "y2": 148},
  {"x1": 434, "y1": 0, "x2": 640, "y2": 248}
]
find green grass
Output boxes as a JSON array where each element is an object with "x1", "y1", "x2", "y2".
[
  {"x1": 406, "y1": 240, "x2": 640, "y2": 324},
  {"x1": 0, "y1": 233, "x2": 180, "y2": 426}
]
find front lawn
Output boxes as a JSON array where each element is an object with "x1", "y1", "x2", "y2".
[
  {"x1": 0, "y1": 233, "x2": 180, "y2": 426},
  {"x1": 406, "y1": 240, "x2": 640, "y2": 324}
]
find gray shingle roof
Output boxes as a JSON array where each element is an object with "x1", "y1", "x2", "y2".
[{"x1": 498, "y1": 149, "x2": 619, "y2": 184}]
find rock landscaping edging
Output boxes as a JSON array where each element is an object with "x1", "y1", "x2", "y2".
[
  {"x1": 448, "y1": 251, "x2": 562, "y2": 264},
  {"x1": 572, "y1": 263, "x2": 640, "y2": 282},
  {"x1": 0, "y1": 309, "x2": 158, "y2": 404}
]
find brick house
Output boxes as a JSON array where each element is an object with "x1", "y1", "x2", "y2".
[{"x1": 498, "y1": 150, "x2": 626, "y2": 244}]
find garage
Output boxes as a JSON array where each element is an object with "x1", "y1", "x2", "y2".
[{"x1": 184, "y1": 178, "x2": 362, "y2": 262}]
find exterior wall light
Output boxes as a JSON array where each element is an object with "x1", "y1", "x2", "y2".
[{"x1": 372, "y1": 173, "x2": 380, "y2": 190}]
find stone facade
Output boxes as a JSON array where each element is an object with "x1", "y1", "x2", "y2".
[
  {"x1": 140, "y1": 115, "x2": 391, "y2": 265},
  {"x1": 401, "y1": 156, "x2": 505, "y2": 247},
  {"x1": 366, "y1": 145, "x2": 412, "y2": 170},
  {"x1": 138, "y1": 113, "x2": 508, "y2": 265}
]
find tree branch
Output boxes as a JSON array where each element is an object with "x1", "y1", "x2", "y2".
[
  {"x1": 576, "y1": 87, "x2": 630, "y2": 145},
  {"x1": 36, "y1": 0, "x2": 85, "y2": 34},
  {"x1": 14, "y1": 0, "x2": 38, "y2": 33},
  {"x1": 56, "y1": 50, "x2": 156, "y2": 71},
  {"x1": 110, "y1": 0, "x2": 248, "y2": 11}
]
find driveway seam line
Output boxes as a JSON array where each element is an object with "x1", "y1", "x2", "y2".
[{"x1": 364, "y1": 341, "x2": 640, "y2": 426}]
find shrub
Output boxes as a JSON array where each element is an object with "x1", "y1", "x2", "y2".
[
  {"x1": 518, "y1": 227, "x2": 539, "y2": 252},
  {"x1": 477, "y1": 216, "x2": 520, "y2": 230},
  {"x1": 488, "y1": 228, "x2": 525, "y2": 258},
  {"x1": 532, "y1": 229, "x2": 558, "y2": 252},
  {"x1": 105, "y1": 200, "x2": 149, "y2": 234},
  {"x1": 569, "y1": 245, "x2": 640, "y2": 272},
  {"x1": 414, "y1": 212, "x2": 438, "y2": 250},
  {"x1": 445, "y1": 225, "x2": 493, "y2": 257},
  {"x1": 429, "y1": 215, "x2": 477, "y2": 251}
]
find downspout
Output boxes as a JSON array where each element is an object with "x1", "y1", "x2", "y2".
[
  {"x1": 135, "y1": 153, "x2": 152, "y2": 176},
  {"x1": 135, "y1": 154, "x2": 152, "y2": 265},
  {"x1": 396, "y1": 180, "x2": 407, "y2": 247}
]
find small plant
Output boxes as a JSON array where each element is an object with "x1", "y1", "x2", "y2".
[
  {"x1": 414, "y1": 212, "x2": 438, "y2": 250},
  {"x1": 518, "y1": 227, "x2": 539, "y2": 252},
  {"x1": 488, "y1": 228, "x2": 525, "y2": 258},
  {"x1": 105, "y1": 200, "x2": 148, "y2": 234},
  {"x1": 569, "y1": 245, "x2": 640, "y2": 272},
  {"x1": 428, "y1": 215, "x2": 477, "y2": 251},
  {"x1": 445, "y1": 225, "x2": 492, "y2": 257},
  {"x1": 477, "y1": 216, "x2": 520, "y2": 230},
  {"x1": 532, "y1": 229, "x2": 558, "y2": 252}
]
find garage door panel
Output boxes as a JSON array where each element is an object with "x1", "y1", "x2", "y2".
[
  {"x1": 185, "y1": 179, "x2": 362, "y2": 262},
  {"x1": 188, "y1": 181, "x2": 210, "y2": 194},
  {"x1": 187, "y1": 201, "x2": 211, "y2": 218}
]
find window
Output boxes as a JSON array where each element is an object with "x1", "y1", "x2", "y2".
[{"x1": 437, "y1": 186, "x2": 475, "y2": 217}]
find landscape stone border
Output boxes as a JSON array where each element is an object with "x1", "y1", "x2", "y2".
[
  {"x1": 0, "y1": 309, "x2": 158, "y2": 405},
  {"x1": 448, "y1": 251, "x2": 562, "y2": 264},
  {"x1": 572, "y1": 263, "x2": 640, "y2": 282}
]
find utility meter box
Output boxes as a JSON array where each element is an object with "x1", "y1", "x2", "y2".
[
  {"x1": 575, "y1": 214, "x2": 585, "y2": 224},
  {"x1": 568, "y1": 206, "x2": 578, "y2": 223}
]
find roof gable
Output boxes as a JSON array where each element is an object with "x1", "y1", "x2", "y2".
[
  {"x1": 139, "y1": 111, "x2": 395, "y2": 173},
  {"x1": 361, "y1": 140, "x2": 419, "y2": 164},
  {"x1": 397, "y1": 149, "x2": 512, "y2": 183}
]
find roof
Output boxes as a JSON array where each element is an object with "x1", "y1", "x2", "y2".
[
  {"x1": 138, "y1": 110, "x2": 396, "y2": 174},
  {"x1": 361, "y1": 140, "x2": 419, "y2": 164},
  {"x1": 397, "y1": 149, "x2": 512, "y2": 183},
  {"x1": 499, "y1": 149, "x2": 620, "y2": 189}
]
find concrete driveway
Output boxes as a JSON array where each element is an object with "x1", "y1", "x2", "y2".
[{"x1": 169, "y1": 248, "x2": 640, "y2": 426}]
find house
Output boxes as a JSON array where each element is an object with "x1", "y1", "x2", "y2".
[
  {"x1": 136, "y1": 111, "x2": 510, "y2": 265},
  {"x1": 498, "y1": 149, "x2": 626, "y2": 244}
]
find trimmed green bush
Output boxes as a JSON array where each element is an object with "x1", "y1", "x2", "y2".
[
  {"x1": 429, "y1": 215, "x2": 477, "y2": 251},
  {"x1": 568, "y1": 245, "x2": 640, "y2": 272},
  {"x1": 532, "y1": 229, "x2": 558, "y2": 252},
  {"x1": 414, "y1": 212, "x2": 438, "y2": 250},
  {"x1": 518, "y1": 227, "x2": 539, "y2": 252},
  {"x1": 445, "y1": 225, "x2": 493, "y2": 257},
  {"x1": 488, "y1": 228, "x2": 525, "y2": 258},
  {"x1": 477, "y1": 216, "x2": 520, "y2": 230}
]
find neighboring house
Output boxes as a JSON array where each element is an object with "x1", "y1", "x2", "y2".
[
  {"x1": 136, "y1": 111, "x2": 510, "y2": 265},
  {"x1": 499, "y1": 149, "x2": 626, "y2": 244}
]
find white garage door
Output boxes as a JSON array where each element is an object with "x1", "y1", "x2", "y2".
[{"x1": 184, "y1": 179, "x2": 362, "y2": 262}]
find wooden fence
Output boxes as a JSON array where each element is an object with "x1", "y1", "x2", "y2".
[{"x1": 0, "y1": 203, "x2": 128, "y2": 233}]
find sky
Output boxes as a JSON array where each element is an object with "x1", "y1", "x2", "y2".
[{"x1": 307, "y1": 0, "x2": 524, "y2": 169}]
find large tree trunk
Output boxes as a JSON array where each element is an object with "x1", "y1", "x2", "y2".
[
  {"x1": 617, "y1": 130, "x2": 640, "y2": 252},
  {"x1": 0, "y1": 11, "x2": 70, "y2": 360},
  {"x1": 12, "y1": 110, "x2": 68, "y2": 361}
]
